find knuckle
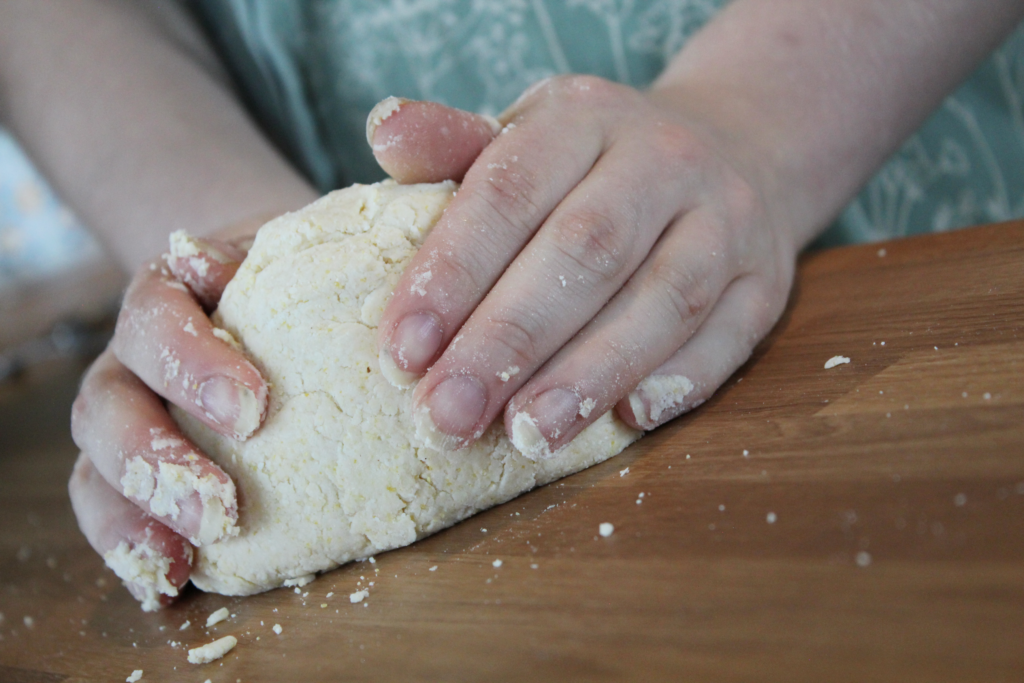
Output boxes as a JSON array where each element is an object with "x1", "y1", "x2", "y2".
[
  {"x1": 69, "y1": 394, "x2": 91, "y2": 447},
  {"x1": 646, "y1": 124, "x2": 711, "y2": 177},
  {"x1": 472, "y1": 163, "x2": 544, "y2": 233},
  {"x1": 725, "y1": 173, "x2": 761, "y2": 227},
  {"x1": 479, "y1": 309, "x2": 542, "y2": 368},
  {"x1": 550, "y1": 208, "x2": 633, "y2": 282},
  {"x1": 649, "y1": 257, "x2": 713, "y2": 325},
  {"x1": 551, "y1": 74, "x2": 621, "y2": 106},
  {"x1": 425, "y1": 245, "x2": 488, "y2": 300}
]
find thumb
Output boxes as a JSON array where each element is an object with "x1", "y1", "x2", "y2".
[{"x1": 367, "y1": 97, "x2": 500, "y2": 184}]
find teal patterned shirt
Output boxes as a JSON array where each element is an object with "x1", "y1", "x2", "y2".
[
  {"x1": 189, "y1": 0, "x2": 1024, "y2": 247},
  {"x1": 5, "y1": 0, "x2": 1024, "y2": 284}
]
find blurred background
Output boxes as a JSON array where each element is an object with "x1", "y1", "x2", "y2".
[{"x1": 0, "y1": 126, "x2": 122, "y2": 385}]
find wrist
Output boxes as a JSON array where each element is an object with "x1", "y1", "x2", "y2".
[{"x1": 645, "y1": 81, "x2": 814, "y2": 255}]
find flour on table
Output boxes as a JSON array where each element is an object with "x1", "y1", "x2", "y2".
[{"x1": 173, "y1": 181, "x2": 640, "y2": 596}]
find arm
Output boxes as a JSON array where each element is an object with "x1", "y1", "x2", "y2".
[
  {"x1": 653, "y1": 0, "x2": 1023, "y2": 248},
  {"x1": 0, "y1": 0, "x2": 317, "y2": 269}
]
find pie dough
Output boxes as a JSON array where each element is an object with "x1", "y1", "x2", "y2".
[{"x1": 173, "y1": 180, "x2": 640, "y2": 596}]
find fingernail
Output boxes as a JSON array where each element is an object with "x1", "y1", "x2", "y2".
[
  {"x1": 628, "y1": 374, "x2": 695, "y2": 429},
  {"x1": 122, "y1": 452, "x2": 239, "y2": 546},
  {"x1": 103, "y1": 540, "x2": 179, "y2": 612},
  {"x1": 163, "y1": 465, "x2": 238, "y2": 547},
  {"x1": 366, "y1": 96, "x2": 409, "y2": 146},
  {"x1": 378, "y1": 347, "x2": 419, "y2": 388},
  {"x1": 510, "y1": 388, "x2": 579, "y2": 460},
  {"x1": 389, "y1": 312, "x2": 443, "y2": 374},
  {"x1": 194, "y1": 479, "x2": 239, "y2": 546},
  {"x1": 198, "y1": 376, "x2": 265, "y2": 439},
  {"x1": 422, "y1": 375, "x2": 487, "y2": 440}
]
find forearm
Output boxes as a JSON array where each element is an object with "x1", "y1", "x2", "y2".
[
  {"x1": 0, "y1": 0, "x2": 318, "y2": 270},
  {"x1": 653, "y1": 0, "x2": 1024, "y2": 248}
]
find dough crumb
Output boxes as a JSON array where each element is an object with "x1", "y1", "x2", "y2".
[
  {"x1": 179, "y1": 620, "x2": 190, "y2": 630},
  {"x1": 766, "y1": 512, "x2": 777, "y2": 524},
  {"x1": 350, "y1": 590, "x2": 369, "y2": 603},
  {"x1": 205, "y1": 607, "x2": 229, "y2": 627},
  {"x1": 210, "y1": 327, "x2": 242, "y2": 351},
  {"x1": 428, "y1": 566, "x2": 438, "y2": 572},
  {"x1": 282, "y1": 574, "x2": 315, "y2": 588},
  {"x1": 824, "y1": 355, "x2": 851, "y2": 369},
  {"x1": 126, "y1": 670, "x2": 143, "y2": 683},
  {"x1": 855, "y1": 551, "x2": 872, "y2": 567},
  {"x1": 187, "y1": 635, "x2": 237, "y2": 664},
  {"x1": 492, "y1": 559, "x2": 503, "y2": 568},
  {"x1": 619, "y1": 467, "x2": 629, "y2": 477},
  {"x1": 273, "y1": 624, "x2": 283, "y2": 635},
  {"x1": 497, "y1": 366, "x2": 521, "y2": 382},
  {"x1": 168, "y1": 229, "x2": 201, "y2": 260},
  {"x1": 579, "y1": 397, "x2": 597, "y2": 419},
  {"x1": 599, "y1": 523, "x2": 614, "y2": 537}
]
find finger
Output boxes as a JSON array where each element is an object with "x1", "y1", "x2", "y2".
[
  {"x1": 378, "y1": 77, "x2": 619, "y2": 385},
  {"x1": 409, "y1": 136, "x2": 691, "y2": 448},
  {"x1": 503, "y1": 206, "x2": 754, "y2": 458},
  {"x1": 166, "y1": 230, "x2": 246, "y2": 311},
  {"x1": 113, "y1": 258, "x2": 267, "y2": 439},
  {"x1": 72, "y1": 348, "x2": 239, "y2": 545},
  {"x1": 69, "y1": 453, "x2": 193, "y2": 611},
  {"x1": 367, "y1": 98, "x2": 500, "y2": 184},
  {"x1": 616, "y1": 273, "x2": 788, "y2": 430}
]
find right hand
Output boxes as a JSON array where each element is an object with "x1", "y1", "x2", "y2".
[
  {"x1": 64, "y1": 102, "x2": 484, "y2": 610},
  {"x1": 69, "y1": 231, "x2": 264, "y2": 611}
]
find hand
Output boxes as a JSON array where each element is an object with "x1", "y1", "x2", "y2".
[
  {"x1": 69, "y1": 229, "x2": 265, "y2": 610},
  {"x1": 372, "y1": 76, "x2": 798, "y2": 456}
]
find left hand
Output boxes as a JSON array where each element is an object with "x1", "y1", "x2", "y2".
[{"x1": 369, "y1": 75, "x2": 798, "y2": 456}]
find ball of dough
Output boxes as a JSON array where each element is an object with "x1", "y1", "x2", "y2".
[{"x1": 174, "y1": 180, "x2": 640, "y2": 596}]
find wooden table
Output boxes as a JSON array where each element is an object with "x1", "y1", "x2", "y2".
[{"x1": 1, "y1": 222, "x2": 1023, "y2": 683}]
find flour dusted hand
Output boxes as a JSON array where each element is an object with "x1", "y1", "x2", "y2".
[{"x1": 175, "y1": 181, "x2": 639, "y2": 596}]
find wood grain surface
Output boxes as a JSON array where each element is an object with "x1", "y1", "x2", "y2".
[{"x1": 1, "y1": 222, "x2": 1022, "y2": 683}]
